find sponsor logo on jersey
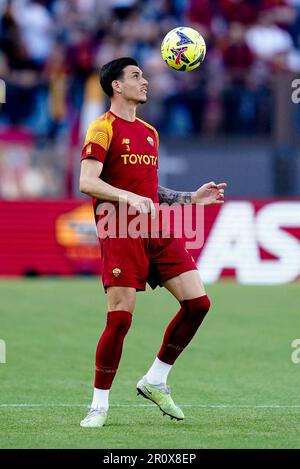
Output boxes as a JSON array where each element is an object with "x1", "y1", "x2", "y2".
[
  {"x1": 120, "y1": 154, "x2": 158, "y2": 166},
  {"x1": 86, "y1": 144, "x2": 92, "y2": 154}
]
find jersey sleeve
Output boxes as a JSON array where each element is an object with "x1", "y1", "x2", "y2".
[{"x1": 81, "y1": 117, "x2": 113, "y2": 164}]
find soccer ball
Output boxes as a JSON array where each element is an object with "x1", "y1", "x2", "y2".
[{"x1": 161, "y1": 27, "x2": 206, "y2": 72}]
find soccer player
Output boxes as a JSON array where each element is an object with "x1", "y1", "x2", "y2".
[{"x1": 79, "y1": 57, "x2": 226, "y2": 427}]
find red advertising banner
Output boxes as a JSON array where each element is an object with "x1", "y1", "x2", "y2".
[
  {"x1": 0, "y1": 200, "x2": 100, "y2": 276},
  {"x1": 0, "y1": 200, "x2": 299, "y2": 284}
]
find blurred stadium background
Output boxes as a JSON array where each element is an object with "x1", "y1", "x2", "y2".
[
  {"x1": 1, "y1": 0, "x2": 300, "y2": 449},
  {"x1": 1, "y1": 0, "x2": 300, "y2": 200},
  {"x1": 0, "y1": 0, "x2": 299, "y2": 279}
]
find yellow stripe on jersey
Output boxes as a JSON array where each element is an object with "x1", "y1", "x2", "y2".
[
  {"x1": 136, "y1": 117, "x2": 159, "y2": 147},
  {"x1": 84, "y1": 112, "x2": 115, "y2": 151}
]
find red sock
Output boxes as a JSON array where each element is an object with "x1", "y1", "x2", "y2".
[
  {"x1": 157, "y1": 295, "x2": 211, "y2": 365},
  {"x1": 94, "y1": 310, "x2": 132, "y2": 389}
]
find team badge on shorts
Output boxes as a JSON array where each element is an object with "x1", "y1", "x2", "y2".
[{"x1": 112, "y1": 268, "x2": 121, "y2": 277}]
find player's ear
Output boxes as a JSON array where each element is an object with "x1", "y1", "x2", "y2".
[{"x1": 112, "y1": 80, "x2": 122, "y2": 94}]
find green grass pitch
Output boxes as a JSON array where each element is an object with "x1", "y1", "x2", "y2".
[{"x1": 0, "y1": 278, "x2": 299, "y2": 449}]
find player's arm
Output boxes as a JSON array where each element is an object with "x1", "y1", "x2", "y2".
[
  {"x1": 79, "y1": 159, "x2": 156, "y2": 217},
  {"x1": 158, "y1": 181, "x2": 227, "y2": 205},
  {"x1": 158, "y1": 186, "x2": 193, "y2": 205},
  {"x1": 80, "y1": 159, "x2": 129, "y2": 202}
]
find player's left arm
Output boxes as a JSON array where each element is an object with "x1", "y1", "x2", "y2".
[{"x1": 158, "y1": 181, "x2": 227, "y2": 205}]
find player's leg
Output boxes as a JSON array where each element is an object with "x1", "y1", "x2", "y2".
[
  {"x1": 163, "y1": 269, "x2": 206, "y2": 301},
  {"x1": 81, "y1": 286, "x2": 135, "y2": 428},
  {"x1": 137, "y1": 236, "x2": 210, "y2": 420},
  {"x1": 157, "y1": 270, "x2": 210, "y2": 365},
  {"x1": 93, "y1": 286, "x2": 135, "y2": 399},
  {"x1": 81, "y1": 235, "x2": 148, "y2": 427},
  {"x1": 137, "y1": 271, "x2": 210, "y2": 421},
  {"x1": 146, "y1": 270, "x2": 210, "y2": 381}
]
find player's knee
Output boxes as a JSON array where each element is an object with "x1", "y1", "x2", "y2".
[
  {"x1": 109, "y1": 301, "x2": 135, "y2": 314},
  {"x1": 181, "y1": 295, "x2": 211, "y2": 322},
  {"x1": 107, "y1": 289, "x2": 136, "y2": 314},
  {"x1": 107, "y1": 310, "x2": 132, "y2": 335}
]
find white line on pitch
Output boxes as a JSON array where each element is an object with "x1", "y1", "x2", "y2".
[{"x1": 1, "y1": 404, "x2": 300, "y2": 409}]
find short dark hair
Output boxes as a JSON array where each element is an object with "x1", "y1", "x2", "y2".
[{"x1": 100, "y1": 57, "x2": 139, "y2": 97}]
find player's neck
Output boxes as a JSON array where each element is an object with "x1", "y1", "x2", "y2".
[{"x1": 110, "y1": 102, "x2": 137, "y2": 122}]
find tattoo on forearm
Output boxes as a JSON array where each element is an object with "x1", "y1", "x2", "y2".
[{"x1": 158, "y1": 186, "x2": 192, "y2": 205}]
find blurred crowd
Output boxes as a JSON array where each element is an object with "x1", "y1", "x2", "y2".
[{"x1": 0, "y1": 0, "x2": 300, "y2": 198}]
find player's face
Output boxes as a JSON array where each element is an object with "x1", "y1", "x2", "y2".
[{"x1": 116, "y1": 66, "x2": 148, "y2": 104}]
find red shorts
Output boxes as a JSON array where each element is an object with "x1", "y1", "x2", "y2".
[{"x1": 100, "y1": 235, "x2": 198, "y2": 291}]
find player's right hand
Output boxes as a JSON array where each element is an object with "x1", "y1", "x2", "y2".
[{"x1": 126, "y1": 194, "x2": 156, "y2": 219}]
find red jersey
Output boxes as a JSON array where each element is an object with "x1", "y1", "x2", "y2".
[{"x1": 81, "y1": 110, "x2": 159, "y2": 236}]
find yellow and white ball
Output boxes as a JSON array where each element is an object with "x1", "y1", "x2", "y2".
[{"x1": 161, "y1": 27, "x2": 206, "y2": 72}]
